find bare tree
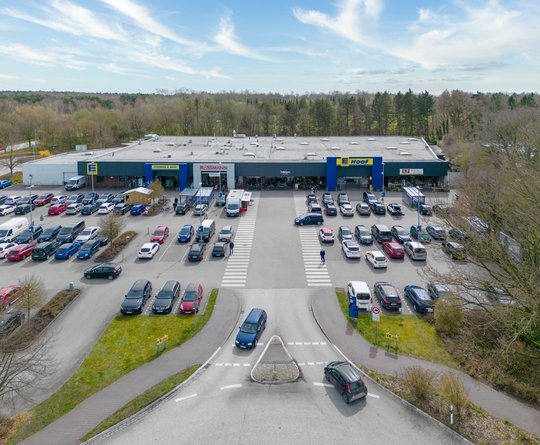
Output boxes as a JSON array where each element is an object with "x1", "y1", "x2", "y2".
[
  {"x1": 148, "y1": 179, "x2": 164, "y2": 204},
  {"x1": 98, "y1": 213, "x2": 126, "y2": 245},
  {"x1": 17, "y1": 275, "x2": 45, "y2": 324}
]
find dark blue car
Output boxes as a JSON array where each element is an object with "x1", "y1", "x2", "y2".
[
  {"x1": 77, "y1": 240, "x2": 100, "y2": 259},
  {"x1": 130, "y1": 204, "x2": 147, "y2": 215},
  {"x1": 81, "y1": 203, "x2": 99, "y2": 215},
  {"x1": 0, "y1": 179, "x2": 12, "y2": 189},
  {"x1": 55, "y1": 242, "x2": 81, "y2": 259},
  {"x1": 404, "y1": 285, "x2": 435, "y2": 314},
  {"x1": 235, "y1": 308, "x2": 267, "y2": 349},
  {"x1": 178, "y1": 224, "x2": 194, "y2": 242}
]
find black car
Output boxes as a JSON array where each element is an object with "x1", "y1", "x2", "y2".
[
  {"x1": 188, "y1": 243, "x2": 206, "y2": 262},
  {"x1": 387, "y1": 203, "x2": 404, "y2": 216},
  {"x1": 374, "y1": 282, "x2": 402, "y2": 310},
  {"x1": 324, "y1": 361, "x2": 367, "y2": 403},
  {"x1": 0, "y1": 195, "x2": 7, "y2": 205},
  {"x1": 369, "y1": 201, "x2": 386, "y2": 215},
  {"x1": 354, "y1": 225, "x2": 373, "y2": 245},
  {"x1": 37, "y1": 225, "x2": 62, "y2": 243},
  {"x1": 18, "y1": 194, "x2": 39, "y2": 205},
  {"x1": 15, "y1": 226, "x2": 43, "y2": 244},
  {"x1": 81, "y1": 203, "x2": 99, "y2": 215},
  {"x1": 113, "y1": 203, "x2": 131, "y2": 215},
  {"x1": 82, "y1": 192, "x2": 99, "y2": 205},
  {"x1": 427, "y1": 283, "x2": 452, "y2": 300},
  {"x1": 325, "y1": 203, "x2": 337, "y2": 216},
  {"x1": 152, "y1": 280, "x2": 181, "y2": 314},
  {"x1": 66, "y1": 193, "x2": 85, "y2": 204},
  {"x1": 211, "y1": 242, "x2": 227, "y2": 257},
  {"x1": 404, "y1": 285, "x2": 434, "y2": 314},
  {"x1": 95, "y1": 236, "x2": 109, "y2": 246},
  {"x1": 84, "y1": 263, "x2": 122, "y2": 280},
  {"x1": 120, "y1": 280, "x2": 152, "y2": 315},
  {"x1": 175, "y1": 201, "x2": 192, "y2": 215},
  {"x1": 419, "y1": 204, "x2": 432, "y2": 216},
  {"x1": 111, "y1": 194, "x2": 126, "y2": 205},
  {"x1": 391, "y1": 225, "x2": 411, "y2": 244},
  {"x1": 449, "y1": 228, "x2": 467, "y2": 240},
  {"x1": 15, "y1": 203, "x2": 34, "y2": 214},
  {"x1": 0, "y1": 311, "x2": 26, "y2": 336},
  {"x1": 442, "y1": 240, "x2": 466, "y2": 260}
]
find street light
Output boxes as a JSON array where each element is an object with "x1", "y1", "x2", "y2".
[
  {"x1": 381, "y1": 162, "x2": 385, "y2": 202},
  {"x1": 27, "y1": 174, "x2": 34, "y2": 233},
  {"x1": 90, "y1": 161, "x2": 95, "y2": 196},
  {"x1": 218, "y1": 162, "x2": 222, "y2": 193}
]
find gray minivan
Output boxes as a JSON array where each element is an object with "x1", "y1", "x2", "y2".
[
  {"x1": 294, "y1": 213, "x2": 323, "y2": 226},
  {"x1": 56, "y1": 220, "x2": 86, "y2": 243},
  {"x1": 371, "y1": 224, "x2": 392, "y2": 243}
]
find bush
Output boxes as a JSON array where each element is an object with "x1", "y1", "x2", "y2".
[
  {"x1": 401, "y1": 366, "x2": 436, "y2": 402},
  {"x1": 38, "y1": 150, "x2": 51, "y2": 158},
  {"x1": 437, "y1": 372, "x2": 469, "y2": 419},
  {"x1": 434, "y1": 296, "x2": 463, "y2": 336},
  {"x1": 95, "y1": 231, "x2": 137, "y2": 262}
]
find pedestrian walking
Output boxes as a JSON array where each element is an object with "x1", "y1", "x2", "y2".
[
  {"x1": 229, "y1": 241, "x2": 235, "y2": 256},
  {"x1": 320, "y1": 249, "x2": 326, "y2": 264},
  {"x1": 173, "y1": 201, "x2": 177, "y2": 212}
]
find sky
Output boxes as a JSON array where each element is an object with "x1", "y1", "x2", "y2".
[{"x1": 0, "y1": 0, "x2": 539, "y2": 95}]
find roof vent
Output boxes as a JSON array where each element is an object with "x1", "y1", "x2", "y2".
[
  {"x1": 166, "y1": 143, "x2": 174, "y2": 146},
  {"x1": 82, "y1": 152, "x2": 94, "y2": 156},
  {"x1": 367, "y1": 137, "x2": 376, "y2": 141},
  {"x1": 399, "y1": 151, "x2": 411, "y2": 156},
  {"x1": 305, "y1": 152, "x2": 316, "y2": 157},
  {"x1": 320, "y1": 137, "x2": 329, "y2": 141},
  {"x1": 350, "y1": 141, "x2": 359, "y2": 145},
  {"x1": 275, "y1": 146, "x2": 285, "y2": 150},
  {"x1": 275, "y1": 138, "x2": 284, "y2": 142},
  {"x1": 400, "y1": 141, "x2": 411, "y2": 144},
  {"x1": 386, "y1": 146, "x2": 397, "y2": 150},
  {"x1": 300, "y1": 141, "x2": 309, "y2": 145},
  {"x1": 153, "y1": 148, "x2": 161, "y2": 153},
  {"x1": 408, "y1": 137, "x2": 418, "y2": 141},
  {"x1": 243, "y1": 152, "x2": 256, "y2": 157},
  {"x1": 330, "y1": 146, "x2": 340, "y2": 150}
]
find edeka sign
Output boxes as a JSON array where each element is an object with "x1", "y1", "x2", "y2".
[
  {"x1": 336, "y1": 157, "x2": 373, "y2": 167},
  {"x1": 151, "y1": 164, "x2": 179, "y2": 170}
]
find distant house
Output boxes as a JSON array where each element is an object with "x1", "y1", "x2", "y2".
[{"x1": 124, "y1": 187, "x2": 152, "y2": 205}]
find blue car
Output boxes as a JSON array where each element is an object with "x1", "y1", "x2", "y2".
[
  {"x1": 178, "y1": 224, "x2": 194, "y2": 242},
  {"x1": 0, "y1": 179, "x2": 12, "y2": 189},
  {"x1": 77, "y1": 240, "x2": 100, "y2": 259},
  {"x1": 55, "y1": 242, "x2": 81, "y2": 259},
  {"x1": 130, "y1": 204, "x2": 147, "y2": 215},
  {"x1": 404, "y1": 285, "x2": 435, "y2": 314}
]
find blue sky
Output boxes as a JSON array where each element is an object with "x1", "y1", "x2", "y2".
[{"x1": 0, "y1": 0, "x2": 538, "y2": 94}]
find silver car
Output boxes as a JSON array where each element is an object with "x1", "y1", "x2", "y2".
[
  {"x1": 342, "y1": 240, "x2": 362, "y2": 259},
  {"x1": 218, "y1": 225, "x2": 234, "y2": 242},
  {"x1": 193, "y1": 204, "x2": 208, "y2": 216}
]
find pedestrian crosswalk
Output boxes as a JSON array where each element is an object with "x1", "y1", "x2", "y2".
[
  {"x1": 221, "y1": 193, "x2": 259, "y2": 288},
  {"x1": 295, "y1": 195, "x2": 332, "y2": 287}
]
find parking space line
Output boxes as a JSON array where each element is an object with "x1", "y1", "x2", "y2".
[
  {"x1": 157, "y1": 239, "x2": 175, "y2": 262},
  {"x1": 175, "y1": 394, "x2": 198, "y2": 403}
]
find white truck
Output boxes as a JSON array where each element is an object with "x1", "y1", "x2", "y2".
[
  {"x1": 0, "y1": 217, "x2": 29, "y2": 243},
  {"x1": 226, "y1": 189, "x2": 243, "y2": 217},
  {"x1": 65, "y1": 175, "x2": 86, "y2": 191}
]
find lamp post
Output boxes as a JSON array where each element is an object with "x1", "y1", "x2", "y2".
[
  {"x1": 218, "y1": 162, "x2": 222, "y2": 193},
  {"x1": 27, "y1": 174, "x2": 34, "y2": 232},
  {"x1": 381, "y1": 162, "x2": 385, "y2": 202},
  {"x1": 198, "y1": 182, "x2": 203, "y2": 226},
  {"x1": 90, "y1": 161, "x2": 95, "y2": 196}
]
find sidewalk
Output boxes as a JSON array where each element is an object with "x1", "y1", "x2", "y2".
[
  {"x1": 22, "y1": 290, "x2": 241, "y2": 445},
  {"x1": 311, "y1": 292, "x2": 540, "y2": 436}
]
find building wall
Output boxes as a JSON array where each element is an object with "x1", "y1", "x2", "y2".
[{"x1": 23, "y1": 162, "x2": 78, "y2": 186}]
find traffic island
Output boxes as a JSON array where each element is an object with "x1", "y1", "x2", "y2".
[{"x1": 250, "y1": 335, "x2": 300, "y2": 384}]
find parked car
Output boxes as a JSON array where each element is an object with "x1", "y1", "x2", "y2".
[
  {"x1": 486, "y1": 285, "x2": 516, "y2": 306},
  {"x1": 15, "y1": 226, "x2": 43, "y2": 244},
  {"x1": 441, "y1": 240, "x2": 466, "y2": 260},
  {"x1": 419, "y1": 204, "x2": 432, "y2": 216},
  {"x1": 433, "y1": 204, "x2": 452, "y2": 215},
  {"x1": 0, "y1": 311, "x2": 25, "y2": 336},
  {"x1": 14, "y1": 203, "x2": 33, "y2": 215},
  {"x1": 54, "y1": 242, "x2": 81, "y2": 259},
  {"x1": 403, "y1": 241, "x2": 427, "y2": 260},
  {"x1": 308, "y1": 202, "x2": 322, "y2": 214},
  {"x1": 369, "y1": 201, "x2": 386, "y2": 215},
  {"x1": 81, "y1": 203, "x2": 99, "y2": 215},
  {"x1": 193, "y1": 204, "x2": 208, "y2": 216},
  {"x1": 404, "y1": 285, "x2": 435, "y2": 313},
  {"x1": 130, "y1": 204, "x2": 147, "y2": 215},
  {"x1": 0, "y1": 285, "x2": 23, "y2": 309},
  {"x1": 337, "y1": 193, "x2": 350, "y2": 205},
  {"x1": 75, "y1": 227, "x2": 99, "y2": 243},
  {"x1": 175, "y1": 201, "x2": 191, "y2": 215},
  {"x1": 382, "y1": 242, "x2": 404, "y2": 259},
  {"x1": 294, "y1": 213, "x2": 323, "y2": 226},
  {"x1": 391, "y1": 225, "x2": 411, "y2": 244},
  {"x1": 0, "y1": 242, "x2": 17, "y2": 259},
  {"x1": 95, "y1": 236, "x2": 109, "y2": 246},
  {"x1": 338, "y1": 226, "x2": 353, "y2": 241},
  {"x1": 66, "y1": 194, "x2": 85, "y2": 204},
  {"x1": 448, "y1": 228, "x2": 467, "y2": 240},
  {"x1": 5, "y1": 196, "x2": 22, "y2": 206},
  {"x1": 37, "y1": 225, "x2": 61, "y2": 243},
  {"x1": 339, "y1": 203, "x2": 354, "y2": 217},
  {"x1": 325, "y1": 203, "x2": 337, "y2": 216},
  {"x1": 427, "y1": 283, "x2": 452, "y2": 300},
  {"x1": 387, "y1": 203, "x2": 404, "y2": 216},
  {"x1": 0, "y1": 179, "x2": 13, "y2": 189},
  {"x1": 65, "y1": 203, "x2": 82, "y2": 215},
  {"x1": 179, "y1": 282, "x2": 203, "y2": 314},
  {"x1": 81, "y1": 192, "x2": 99, "y2": 205},
  {"x1": 188, "y1": 243, "x2": 206, "y2": 262},
  {"x1": 84, "y1": 263, "x2": 122, "y2": 280},
  {"x1": 342, "y1": 240, "x2": 362, "y2": 259},
  {"x1": 178, "y1": 225, "x2": 194, "y2": 243},
  {"x1": 410, "y1": 225, "x2": 432, "y2": 243},
  {"x1": 306, "y1": 194, "x2": 318, "y2": 205},
  {"x1": 113, "y1": 203, "x2": 131, "y2": 215},
  {"x1": 76, "y1": 240, "x2": 101, "y2": 259},
  {"x1": 152, "y1": 280, "x2": 181, "y2": 314},
  {"x1": 111, "y1": 193, "x2": 125, "y2": 205},
  {"x1": 324, "y1": 361, "x2": 367, "y2": 403},
  {"x1": 318, "y1": 227, "x2": 335, "y2": 243},
  {"x1": 218, "y1": 226, "x2": 234, "y2": 242},
  {"x1": 138, "y1": 242, "x2": 160, "y2": 259},
  {"x1": 0, "y1": 196, "x2": 6, "y2": 205},
  {"x1": 365, "y1": 250, "x2": 388, "y2": 268},
  {"x1": 150, "y1": 226, "x2": 169, "y2": 244},
  {"x1": 32, "y1": 240, "x2": 60, "y2": 260},
  {"x1": 374, "y1": 282, "x2": 402, "y2": 310},
  {"x1": 426, "y1": 225, "x2": 447, "y2": 240},
  {"x1": 356, "y1": 203, "x2": 371, "y2": 216},
  {"x1": 7, "y1": 243, "x2": 33, "y2": 261},
  {"x1": 0, "y1": 205, "x2": 16, "y2": 216},
  {"x1": 234, "y1": 307, "x2": 266, "y2": 348},
  {"x1": 50, "y1": 195, "x2": 67, "y2": 205},
  {"x1": 18, "y1": 194, "x2": 38, "y2": 205},
  {"x1": 120, "y1": 280, "x2": 152, "y2": 315},
  {"x1": 322, "y1": 192, "x2": 334, "y2": 205},
  {"x1": 98, "y1": 202, "x2": 114, "y2": 214},
  {"x1": 48, "y1": 203, "x2": 68, "y2": 215},
  {"x1": 363, "y1": 191, "x2": 377, "y2": 204},
  {"x1": 211, "y1": 242, "x2": 227, "y2": 257},
  {"x1": 99, "y1": 193, "x2": 114, "y2": 202},
  {"x1": 354, "y1": 225, "x2": 373, "y2": 244}
]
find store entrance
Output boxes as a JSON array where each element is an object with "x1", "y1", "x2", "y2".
[
  {"x1": 202, "y1": 172, "x2": 227, "y2": 192},
  {"x1": 156, "y1": 175, "x2": 178, "y2": 189}
]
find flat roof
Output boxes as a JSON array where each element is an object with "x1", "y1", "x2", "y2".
[{"x1": 28, "y1": 135, "x2": 442, "y2": 166}]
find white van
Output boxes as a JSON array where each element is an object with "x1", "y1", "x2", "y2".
[
  {"x1": 65, "y1": 175, "x2": 86, "y2": 191},
  {"x1": 196, "y1": 219, "x2": 215, "y2": 243},
  {"x1": 0, "y1": 217, "x2": 29, "y2": 243},
  {"x1": 404, "y1": 241, "x2": 427, "y2": 260},
  {"x1": 347, "y1": 281, "x2": 373, "y2": 312}
]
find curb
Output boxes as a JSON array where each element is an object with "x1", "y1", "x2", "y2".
[{"x1": 250, "y1": 335, "x2": 300, "y2": 384}]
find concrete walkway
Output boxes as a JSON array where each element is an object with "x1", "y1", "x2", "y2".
[
  {"x1": 311, "y1": 291, "x2": 540, "y2": 436},
  {"x1": 22, "y1": 289, "x2": 241, "y2": 445}
]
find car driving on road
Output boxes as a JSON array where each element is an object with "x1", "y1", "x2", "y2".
[
  {"x1": 84, "y1": 263, "x2": 122, "y2": 280},
  {"x1": 150, "y1": 226, "x2": 169, "y2": 244},
  {"x1": 324, "y1": 361, "x2": 367, "y2": 403}
]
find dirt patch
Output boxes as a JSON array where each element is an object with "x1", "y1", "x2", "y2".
[{"x1": 95, "y1": 231, "x2": 137, "y2": 262}]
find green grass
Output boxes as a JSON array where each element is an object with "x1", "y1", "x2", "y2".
[
  {"x1": 336, "y1": 290, "x2": 457, "y2": 368},
  {"x1": 9, "y1": 289, "x2": 218, "y2": 444},
  {"x1": 81, "y1": 365, "x2": 199, "y2": 441}
]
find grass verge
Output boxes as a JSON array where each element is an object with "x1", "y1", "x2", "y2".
[
  {"x1": 80, "y1": 365, "x2": 199, "y2": 441},
  {"x1": 9, "y1": 289, "x2": 218, "y2": 444},
  {"x1": 336, "y1": 290, "x2": 457, "y2": 368}
]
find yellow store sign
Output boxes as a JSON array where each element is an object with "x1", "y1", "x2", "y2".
[
  {"x1": 151, "y1": 164, "x2": 179, "y2": 170},
  {"x1": 336, "y1": 157, "x2": 373, "y2": 167}
]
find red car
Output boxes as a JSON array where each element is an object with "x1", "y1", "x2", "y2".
[
  {"x1": 34, "y1": 193, "x2": 55, "y2": 206},
  {"x1": 0, "y1": 285, "x2": 23, "y2": 310},
  {"x1": 48, "y1": 203, "x2": 68, "y2": 215},
  {"x1": 382, "y1": 242, "x2": 405, "y2": 259},
  {"x1": 179, "y1": 282, "x2": 203, "y2": 314},
  {"x1": 150, "y1": 226, "x2": 169, "y2": 244},
  {"x1": 7, "y1": 244, "x2": 34, "y2": 261}
]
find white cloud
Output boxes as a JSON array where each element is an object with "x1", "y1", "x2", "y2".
[
  {"x1": 214, "y1": 15, "x2": 273, "y2": 62},
  {"x1": 98, "y1": 63, "x2": 129, "y2": 75},
  {"x1": 0, "y1": 42, "x2": 87, "y2": 70},
  {"x1": 0, "y1": 74, "x2": 17, "y2": 79}
]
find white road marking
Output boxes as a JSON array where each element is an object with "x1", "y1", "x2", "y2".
[
  {"x1": 313, "y1": 382, "x2": 333, "y2": 388},
  {"x1": 220, "y1": 384, "x2": 242, "y2": 390},
  {"x1": 157, "y1": 239, "x2": 175, "y2": 262},
  {"x1": 367, "y1": 393, "x2": 380, "y2": 399},
  {"x1": 175, "y1": 393, "x2": 197, "y2": 402},
  {"x1": 308, "y1": 362, "x2": 315, "y2": 365},
  {"x1": 233, "y1": 363, "x2": 240, "y2": 367},
  {"x1": 298, "y1": 362, "x2": 305, "y2": 366},
  {"x1": 243, "y1": 363, "x2": 250, "y2": 367}
]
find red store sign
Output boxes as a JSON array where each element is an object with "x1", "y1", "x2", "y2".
[{"x1": 200, "y1": 164, "x2": 228, "y2": 171}]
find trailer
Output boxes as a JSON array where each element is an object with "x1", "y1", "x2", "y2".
[{"x1": 241, "y1": 191, "x2": 252, "y2": 212}]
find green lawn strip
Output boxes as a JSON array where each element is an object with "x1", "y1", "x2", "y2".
[
  {"x1": 81, "y1": 365, "x2": 199, "y2": 442},
  {"x1": 336, "y1": 290, "x2": 457, "y2": 368},
  {"x1": 9, "y1": 289, "x2": 218, "y2": 444}
]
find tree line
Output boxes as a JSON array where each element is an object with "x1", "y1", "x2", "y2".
[{"x1": 0, "y1": 90, "x2": 537, "y2": 152}]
